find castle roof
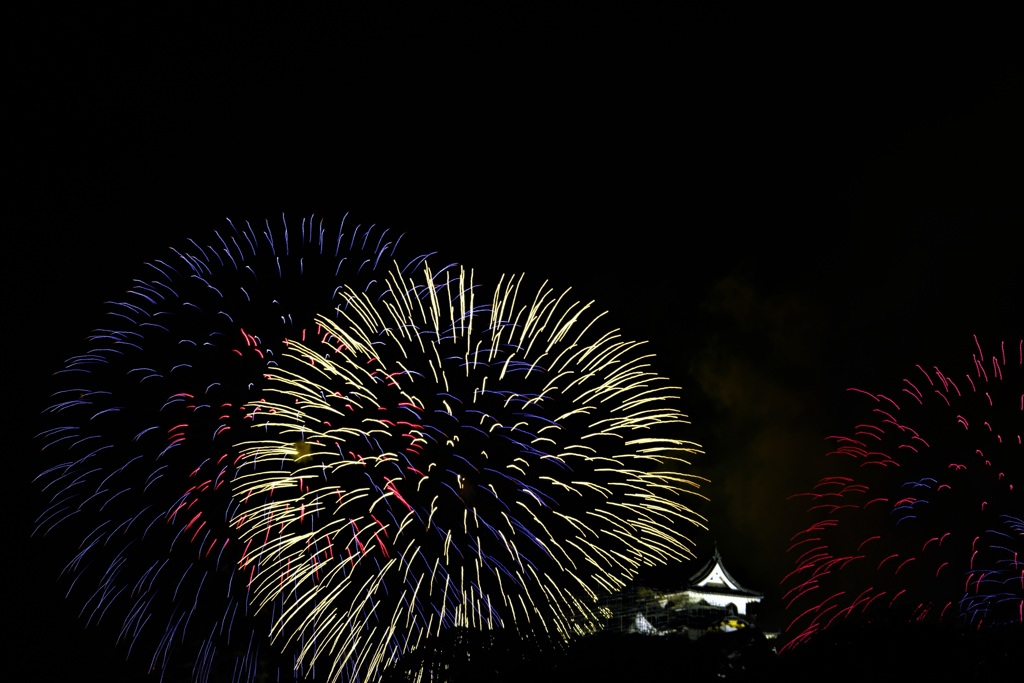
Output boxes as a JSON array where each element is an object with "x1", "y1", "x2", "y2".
[{"x1": 685, "y1": 547, "x2": 763, "y2": 599}]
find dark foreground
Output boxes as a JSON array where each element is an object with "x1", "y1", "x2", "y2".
[{"x1": 382, "y1": 622, "x2": 1024, "y2": 682}]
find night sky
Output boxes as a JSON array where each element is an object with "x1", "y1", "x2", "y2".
[{"x1": 9, "y1": 5, "x2": 1023, "y2": 681}]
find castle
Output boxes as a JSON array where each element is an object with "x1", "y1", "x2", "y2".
[{"x1": 602, "y1": 548, "x2": 763, "y2": 638}]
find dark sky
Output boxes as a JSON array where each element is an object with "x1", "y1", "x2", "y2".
[{"x1": 8, "y1": 4, "x2": 1023, "y2": 681}]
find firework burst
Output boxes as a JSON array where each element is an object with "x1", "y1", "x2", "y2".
[
  {"x1": 782, "y1": 336, "x2": 1024, "y2": 651},
  {"x1": 35, "y1": 215, "x2": 421, "y2": 681},
  {"x1": 232, "y1": 262, "x2": 707, "y2": 681}
]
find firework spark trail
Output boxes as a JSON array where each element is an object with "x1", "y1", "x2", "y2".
[
  {"x1": 35, "y1": 215, "x2": 426, "y2": 682},
  {"x1": 232, "y1": 262, "x2": 708, "y2": 681},
  {"x1": 781, "y1": 336, "x2": 1024, "y2": 651}
]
